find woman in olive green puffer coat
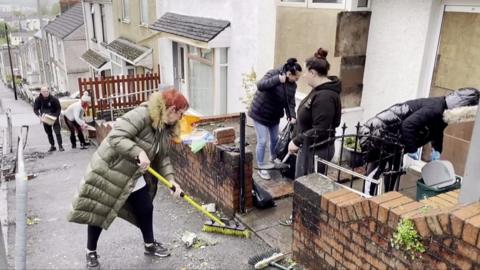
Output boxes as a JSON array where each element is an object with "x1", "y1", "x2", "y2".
[{"x1": 68, "y1": 89, "x2": 189, "y2": 269}]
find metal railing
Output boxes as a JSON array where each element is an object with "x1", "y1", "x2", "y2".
[
  {"x1": 310, "y1": 122, "x2": 405, "y2": 197},
  {"x1": 15, "y1": 125, "x2": 29, "y2": 270},
  {"x1": 6, "y1": 109, "x2": 12, "y2": 154},
  {"x1": 97, "y1": 88, "x2": 156, "y2": 121}
]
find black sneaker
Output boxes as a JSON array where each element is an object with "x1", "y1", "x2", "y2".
[
  {"x1": 48, "y1": 146, "x2": 56, "y2": 152},
  {"x1": 80, "y1": 144, "x2": 88, "y2": 150},
  {"x1": 86, "y1": 251, "x2": 100, "y2": 269},
  {"x1": 72, "y1": 144, "x2": 77, "y2": 149},
  {"x1": 59, "y1": 146, "x2": 65, "y2": 152},
  {"x1": 144, "y1": 241, "x2": 170, "y2": 257}
]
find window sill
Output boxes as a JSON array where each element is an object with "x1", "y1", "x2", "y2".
[
  {"x1": 100, "y1": 42, "x2": 108, "y2": 48},
  {"x1": 121, "y1": 19, "x2": 131, "y2": 24},
  {"x1": 91, "y1": 38, "x2": 97, "y2": 43}
]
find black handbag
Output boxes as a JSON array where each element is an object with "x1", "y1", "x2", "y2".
[{"x1": 275, "y1": 121, "x2": 294, "y2": 160}]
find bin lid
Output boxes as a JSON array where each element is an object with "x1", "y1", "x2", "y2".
[{"x1": 421, "y1": 160, "x2": 456, "y2": 188}]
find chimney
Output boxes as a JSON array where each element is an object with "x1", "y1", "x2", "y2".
[{"x1": 59, "y1": 0, "x2": 81, "y2": 13}]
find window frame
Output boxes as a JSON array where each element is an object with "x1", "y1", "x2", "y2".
[
  {"x1": 90, "y1": 3, "x2": 97, "y2": 42},
  {"x1": 139, "y1": 0, "x2": 149, "y2": 26},
  {"x1": 308, "y1": 0, "x2": 345, "y2": 9},
  {"x1": 99, "y1": 4, "x2": 107, "y2": 43},
  {"x1": 277, "y1": 0, "x2": 308, "y2": 8},
  {"x1": 121, "y1": 0, "x2": 130, "y2": 23}
]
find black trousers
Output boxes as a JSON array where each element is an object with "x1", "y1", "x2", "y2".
[
  {"x1": 295, "y1": 143, "x2": 335, "y2": 179},
  {"x1": 87, "y1": 185, "x2": 154, "y2": 251},
  {"x1": 43, "y1": 120, "x2": 62, "y2": 147},
  {"x1": 363, "y1": 150, "x2": 402, "y2": 196},
  {"x1": 64, "y1": 116, "x2": 86, "y2": 146}
]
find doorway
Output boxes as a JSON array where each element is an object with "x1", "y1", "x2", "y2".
[{"x1": 428, "y1": 4, "x2": 480, "y2": 175}]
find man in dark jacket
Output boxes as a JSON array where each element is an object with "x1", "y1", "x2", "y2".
[
  {"x1": 33, "y1": 86, "x2": 64, "y2": 152},
  {"x1": 360, "y1": 87, "x2": 479, "y2": 195}
]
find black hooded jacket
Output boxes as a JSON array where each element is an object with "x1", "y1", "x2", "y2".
[
  {"x1": 292, "y1": 76, "x2": 342, "y2": 147},
  {"x1": 248, "y1": 68, "x2": 297, "y2": 127},
  {"x1": 360, "y1": 97, "x2": 448, "y2": 154},
  {"x1": 33, "y1": 95, "x2": 61, "y2": 117}
]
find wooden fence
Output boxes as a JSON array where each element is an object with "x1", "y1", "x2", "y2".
[{"x1": 78, "y1": 72, "x2": 161, "y2": 120}]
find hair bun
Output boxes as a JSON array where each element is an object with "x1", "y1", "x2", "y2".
[
  {"x1": 314, "y1": 48, "x2": 328, "y2": 60},
  {"x1": 286, "y1": 58, "x2": 298, "y2": 65}
]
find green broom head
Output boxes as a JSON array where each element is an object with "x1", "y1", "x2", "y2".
[{"x1": 202, "y1": 219, "x2": 251, "y2": 238}]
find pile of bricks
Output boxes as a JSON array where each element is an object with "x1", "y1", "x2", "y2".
[
  {"x1": 292, "y1": 174, "x2": 480, "y2": 270},
  {"x1": 95, "y1": 120, "x2": 115, "y2": 144},
  {"x1": 213, "y1": 127, "x2": 236, "y2": 145}
]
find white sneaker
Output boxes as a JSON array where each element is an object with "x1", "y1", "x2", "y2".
[
  {"x1": 257, "y1": 170, "x2": 271, "y2": 180},
  {"x1": 258, "y1": 163, "x2": 275, "y2": 170},
  {"x1": 271, "y1": 158, "x2": 283, "y2": 165}
]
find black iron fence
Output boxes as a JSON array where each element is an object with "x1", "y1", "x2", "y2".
[{"x1": 310, "y1": 122, "x2": 406, "y2": 197}]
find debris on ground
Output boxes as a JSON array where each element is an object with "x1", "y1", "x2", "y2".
[
  {"x1": 202, "y1": 203, "x2": 216, "y2": 213},
  {"x1": 26, "y1": 216, "x2": 41, "y2": 226},
  {"x1": 181, "y1": 231, "x2": 197, "y2": 248}
]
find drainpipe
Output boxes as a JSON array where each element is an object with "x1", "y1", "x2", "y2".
[{"x1": 458, "y1": 105, "x2": 480, "y2": 204}]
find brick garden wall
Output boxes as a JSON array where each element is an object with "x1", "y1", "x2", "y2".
[
  {"x1": 95, "y1": 116, "x2": 253, "y2": 216},
  {"x1": 292, "y1": 174, "x2": 480, "y2": 270},
  {"x1": 169, "y1": 142, "x2": 253, "y2": 215}
]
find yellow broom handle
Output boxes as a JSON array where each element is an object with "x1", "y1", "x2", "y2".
[{"x1": 146, "y1": 167, "x2": 225, "y2": 226}]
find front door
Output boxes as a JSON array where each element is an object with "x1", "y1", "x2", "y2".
[{"x1": 428, "y1": 4, "x2": 480, "y2": 175}]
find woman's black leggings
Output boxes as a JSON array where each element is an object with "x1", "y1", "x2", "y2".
[{"x1": 87, "y1": 185, "x2": 154, "y2": 250}]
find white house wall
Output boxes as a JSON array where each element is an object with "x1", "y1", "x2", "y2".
[
  {"x1": 83, "y1": 2, "x2": 114, "y2": 71},
  {"x1": 361, "y1": 0, "x2": 435, "y2": 120},
  {"x1": 65, "y1": 29, "x2": 89, "y2": 93},
  {"x1": 156, "y1": 0, "x2": 276, "y2": 113}
]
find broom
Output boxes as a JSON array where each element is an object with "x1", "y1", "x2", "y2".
[{"x1": 146, "y1": 167, "x2": 251, "y2": 238}]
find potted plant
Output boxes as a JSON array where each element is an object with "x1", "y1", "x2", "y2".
[{"x1": 342, "y1": 137, "x2": 366, "y2": 167}]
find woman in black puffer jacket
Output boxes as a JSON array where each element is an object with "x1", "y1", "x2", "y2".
[
  {"x1": 360, "y1": 87, "x2": 480, "y2": 195},
  {"x1": 248, "y1": 58, "x2": 302, "y2": 180}
]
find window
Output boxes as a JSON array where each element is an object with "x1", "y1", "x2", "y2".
[
  {"x1": 357, "y1": 0, "x2": 368, "y2": 8},
  {"x1": 187, "y1": 46, "x2": 214, "y2": 115},
  {"x1": 312, "y1": 0, "x2": 343, "y2": 3},
  {"x1": 140, "y1": 0, "x2": 148, "y2": 25},
  {"x1": 100, "y1": 4, "x2": 107, "y2": 43},
  {"x1": 122, "y1": 0, "x2": 129, "y2": 21},
  {"x1": 278, "y1": 0, "x2": 346, "y2": 9},
  {"x1": 90, "y1": 3, "x2": 96, "y2": 41},
  {"x1": 218, "y1": 48, "x2": 228, "y2": 114},
  {"x1": 308, "y1": 0, "x2": 344, "y2": 8}
]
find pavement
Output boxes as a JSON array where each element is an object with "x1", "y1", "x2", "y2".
[{"x1": 0, "y1": 83, "x2": 284, "y2": 270}]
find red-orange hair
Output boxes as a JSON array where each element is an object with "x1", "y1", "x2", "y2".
[{"x1": 161, "y1": 88, "x2": 189, "y2": 111}]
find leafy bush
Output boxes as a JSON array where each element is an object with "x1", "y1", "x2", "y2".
[
  {"x1": 391, "y1": 218, "x2": 425, "y2": 260},
  {"x1": 240, "y1": 69, "x2": 257, "y2": 111},
  {"x1": 343, "y1": 137, "x2": 362, "y2": 152}
]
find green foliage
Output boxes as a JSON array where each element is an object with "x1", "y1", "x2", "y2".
[
  {"x1": 50, "y1": 3, "x2": 60, "y2": 16},
  {"x1": 0, "y1": 22, "x2": 11, "y2": 39},
  {"x1": 344, "y1": 137, "x2": 362, "y2": 152},
  {"x1": 391, "y1": 219, "x2": 425, "y2": 260},
  {"x1": 240, "y1": 68, "x2": 257, "y2": 111},
  {"x1": 6, "y1": 75, "x2": 22, "y2": 85}
]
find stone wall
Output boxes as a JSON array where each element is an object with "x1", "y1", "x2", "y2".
[{"x1": 292, "y1": 174, "x2": 480, "y2": 270}]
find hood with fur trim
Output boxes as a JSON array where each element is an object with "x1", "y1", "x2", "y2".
[
  {"x1": 443, "y1": 105, "x2": 478, "y2": 124},
  {"x1": 146, "y1": 92, "x2": 180, "y2": 137}
]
